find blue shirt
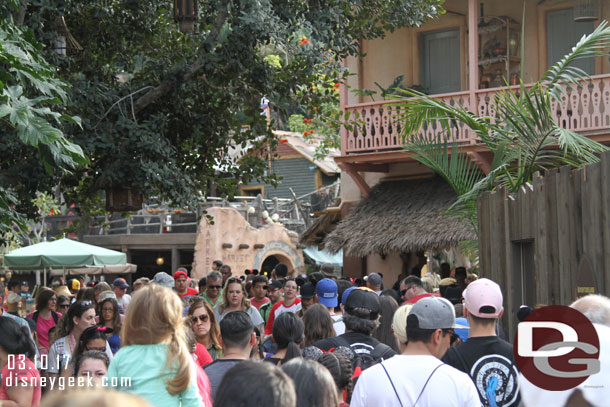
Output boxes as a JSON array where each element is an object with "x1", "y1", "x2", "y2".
[{"x1": 107, "y1": 343, "x2": 202, "y2": 407}]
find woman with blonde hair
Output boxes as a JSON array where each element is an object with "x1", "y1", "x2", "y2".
[
  {"x1": 187, "y1": 297, "x2": 222, "y2": 361},
  {"x1": 107, "y1": 284, "x2": 202, "y2": 407},
  {"x1": 214, "y1": 276, "x2": 264, "y2": 330}
]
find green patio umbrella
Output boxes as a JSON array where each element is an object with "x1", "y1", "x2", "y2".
[{"x1": 4, "y1": 238, "x2": 127, "y2": 270}]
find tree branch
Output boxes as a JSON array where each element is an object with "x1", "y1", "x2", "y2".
[{"x1": 133, "y1": 0, "x2": 232, "y2": 114}]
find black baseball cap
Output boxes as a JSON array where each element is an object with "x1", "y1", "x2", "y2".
[
  {"x1": 268, "y1": 280, "x2": 284, "y2": 290},
  {"x1": 344, "y1": 288, "x2": 380, "y2": 320},
  {"x1": 300, "y1": 282, "x2": 315, "y2": 299}
]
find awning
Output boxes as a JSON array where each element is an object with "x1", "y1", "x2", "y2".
[
  {"x1": 303, "y1": 246, "x2": 343, "y2": 266},
  {"x1": 49, "y1": 264, "x2": 137, "y2": 276},
  {"x1": 324, "y1": 177, "x2": 475, "y2": 257},
  {"x1": 4, "y1": 238, "x2": 127, "y2": 270}
]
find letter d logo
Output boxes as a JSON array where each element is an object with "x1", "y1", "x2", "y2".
[
  {"x1": 518, "y1": 321, "x2": 578, "y2": 357},
  {"x1": 513, "y1": 305, "x2": 600, "y2": 391}
]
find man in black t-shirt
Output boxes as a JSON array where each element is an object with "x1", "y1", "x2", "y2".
[{"x1": 442, "y1": 278, "x2": 520, "y2": 407}]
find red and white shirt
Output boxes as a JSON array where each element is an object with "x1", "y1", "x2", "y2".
[{"x1": 264, "y1": 298, "x2": 302, "y2": 335}]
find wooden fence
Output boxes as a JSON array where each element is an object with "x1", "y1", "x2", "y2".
[{"x1": 478, "y1": 150, "x2": 610, "y2": 338}]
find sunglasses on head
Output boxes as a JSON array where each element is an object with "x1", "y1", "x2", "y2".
[
  {"x1": 78, "y1": 300, "x2": 92, "y2": 308},
  {"x1": 190, "y1": 314, "x2": 209, "y2": 324},
  {"x1": 227, "y1": 277, "x2": 241, "y2": 284}
]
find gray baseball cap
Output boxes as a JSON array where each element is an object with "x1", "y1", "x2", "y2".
[
  {"x1": 365, "y1": 272, "x2": 382, "y2": 287},
  {"x1": 152, "y1": 272, "x2": 175, "y2": 288},
  {"x1": 409, "y1": 296, "x2": 456, "y2": 329}
]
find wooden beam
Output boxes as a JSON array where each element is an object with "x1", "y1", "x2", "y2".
[
  {"x1": 467, "y1": 151, "x2": 492, "y2": 175},
  {"x1": 342, "y1": 163, "x2": 390, "y2": 173},
  {"x1": 344, "y1": 168, "x2": 371, "y2": 198},
  {"x1": 468, "y1": 0, "x2": 478, "y2": 114}
]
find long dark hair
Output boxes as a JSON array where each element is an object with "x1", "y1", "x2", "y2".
[
  {"x1": 0, "y1": 317, "x2": 36, "y2": 359},
  {"x1": 372, "y1": 295, "x2": 400, "y2": 353},
  {"x1": 52, "y1": 300, "x2": 95, "y2": 344},
  {"x1": 272, "y1": 312, "x2": 303, "y2": 362},
  {"x1": 302, "y1": 304, "x2": 336, "y2": 347},
  {"x1": 97, "y1": 297, "x2": 122, "y2": 333},
  {"x1": 282, "y1": 358, "x2": 340, "y2": 407}
]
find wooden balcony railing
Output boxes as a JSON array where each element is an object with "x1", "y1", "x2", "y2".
[{"x1": 341, "y1": 74, "x2": 610, "y2": 155}]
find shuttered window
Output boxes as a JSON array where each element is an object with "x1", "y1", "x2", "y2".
[
  {"x1": 547, "y1": 8, "x2": 594, "y2": 75},
  {"x1": 421, "y1": 29, "x2": 461, "y2": 95}
]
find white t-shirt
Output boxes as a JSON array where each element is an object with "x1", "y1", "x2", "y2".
[
  {"x1": 117, "y1": 293, "x2": 131, "y2": 311},
  {"x1": 350, "y1": 354, "x2": 481, "y2": 407}
]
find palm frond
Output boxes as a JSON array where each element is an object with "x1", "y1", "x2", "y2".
[{"x1": 543, "y1": 20, "x2": 610, "y2": 101}]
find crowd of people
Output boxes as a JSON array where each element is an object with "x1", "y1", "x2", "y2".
[{"x1": 1, "y1": 261, "x2": 610, "y2": 407}]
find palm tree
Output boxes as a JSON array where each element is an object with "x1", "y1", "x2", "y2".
[{"x1": 393, "y1": 21, "x2": 610, "y2": 233}]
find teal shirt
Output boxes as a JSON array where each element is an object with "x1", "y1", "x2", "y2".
[{"x1": 107, "y1": 343, "x2": 202, "y2": 407}]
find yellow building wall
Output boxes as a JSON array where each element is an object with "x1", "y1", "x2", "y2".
[{"x1": 350, "y1": 0, "x2": 610, "y2": 105}]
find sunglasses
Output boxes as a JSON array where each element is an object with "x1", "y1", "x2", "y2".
[
  {"x1": 208, "y1": 285, "x2": 222, "y2": 290},
  {"x1": 226, "y1": 277, "x2": 241, "y2": 284},
  {"x1": 78, "y1": 300, "x2": 93, "y2": 308},
  {"x1": 86, "y1": 346, "x2": 107, "y2": 352},
  {"x1": 443, "y1": 329, "x2": 459, "y2": 345},
  {"x1": 58, "y1": 303, "x2": 70, "y2": 308},
  {"x1": 190, "y1": 314, "x2": 209, "y2": 324}
]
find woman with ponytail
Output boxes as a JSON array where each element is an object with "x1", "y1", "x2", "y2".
[
  {"x1": 264, "y1": 312, "x2": 303, "y2": 366},
  {"x1": 0, "y1": 317, "x2": 42, "y2": 406},
  {"x1": 107, "y1": 284, "x2": 202, "y2": 407}
]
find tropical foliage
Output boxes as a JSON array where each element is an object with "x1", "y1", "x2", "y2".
[
  {"x1": 0, "y1": 13, "x2": 86, "y2": 233},
  {"x1": 0, "y1": 0, "x2": 444, "y2": 227},
  {"x1": 394, "y1": 21, "x2": 610, "y2": 232}
]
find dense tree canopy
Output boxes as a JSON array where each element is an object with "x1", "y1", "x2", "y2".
[{"x1": 1, "y1": 0, "x2": 443, "y2": 219}]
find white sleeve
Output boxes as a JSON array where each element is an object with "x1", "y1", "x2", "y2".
[
  {"x1": 249, "y1": 306, "x2": 264, "y2": 326},
  {"x1": 463, "y1": 376, "x2": 483, "y2": 407},
  {"x1": 47, "y1": 342, "x2": 59, "y2": 374},
  {"x1": 350, "y1": 374, "x2": 368, "y2": 407}
]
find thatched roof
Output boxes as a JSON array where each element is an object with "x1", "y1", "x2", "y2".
[
  {"x1": 299, "y1": 209, "x2": 341, "y2": 246},
  {"x1": 324, "y1": 178, "x2": 476, "y2": 257}
]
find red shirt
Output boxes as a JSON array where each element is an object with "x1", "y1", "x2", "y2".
[
  {"x1": 194, "y1": 343, "x2": 213, "y2": 367},
  {"x1": 250, "y1": 297, "x2": 270, "y2": 310},
  {"x1": 0, "y1": 356, "x2": 41, "y2": 406},
  {"x1": 264, "y1": 298, "x2": 302, "y2": 335},
  {"x1": 405, "y1": 292, "x2": 440, "y2": 304},
  {"x1": 178, "y1": 287, "x2": 199, "y2": 298}
]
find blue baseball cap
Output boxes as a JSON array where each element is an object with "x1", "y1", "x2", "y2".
[
  {"x1": 315, "y1": 278, "x2": 338, "y2": 307},
  {"x1": 341, "y1": 286, "x2": 357, "y2": 306}
]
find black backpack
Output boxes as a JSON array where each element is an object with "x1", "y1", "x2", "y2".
[{"x1": 332, "y1": 336, "x2": 395, "y2": 375}]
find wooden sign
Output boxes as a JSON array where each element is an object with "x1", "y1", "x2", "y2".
[{"x1": 575, "y1": 256, "x2": 598, "y2": 299}]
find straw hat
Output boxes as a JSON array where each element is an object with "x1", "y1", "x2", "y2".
[{"x1": 55, "y1": 285, "x2": 73, "y2": 298}]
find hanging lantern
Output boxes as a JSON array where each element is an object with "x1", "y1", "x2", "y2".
[
  {"x1": 174, "y1": 0, "x2": 198, "y2": 33},
  {"x1": 574, "y1": 0, "x2": 599, "y2": 22},
  {"x1": 53, "y1": 16, "x2": 83, "y2": 56}
]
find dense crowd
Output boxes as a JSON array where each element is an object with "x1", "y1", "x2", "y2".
[{"x1": 1, "y1": 261, "x2": 610, "y2": 407}]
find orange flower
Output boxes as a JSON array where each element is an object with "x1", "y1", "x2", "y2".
[
  {"x1": 303, "y1": 131, "x2": 308, "y2": 136},
  {"x1": 309, "y1": 130, "x2": 314, "y2": 134},
  {"x1": 299, "y1": 37, "x2": 309, "y2": 46}
]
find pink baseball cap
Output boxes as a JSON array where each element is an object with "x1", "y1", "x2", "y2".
[{"x1": 463, "y1": 278, "x2": 503, "y2": 318}]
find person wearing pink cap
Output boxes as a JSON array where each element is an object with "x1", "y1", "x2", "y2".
[
  {"x1": 442, "y1": 278, "x2": 520, "y2": 407},
  {"x1": 174, "y1": 268, "x2": 199, "y2": 299}
]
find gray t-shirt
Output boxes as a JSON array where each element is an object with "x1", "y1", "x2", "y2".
[{"x1": 204, "y1": 359, "x2": 243, "y2": 399}]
